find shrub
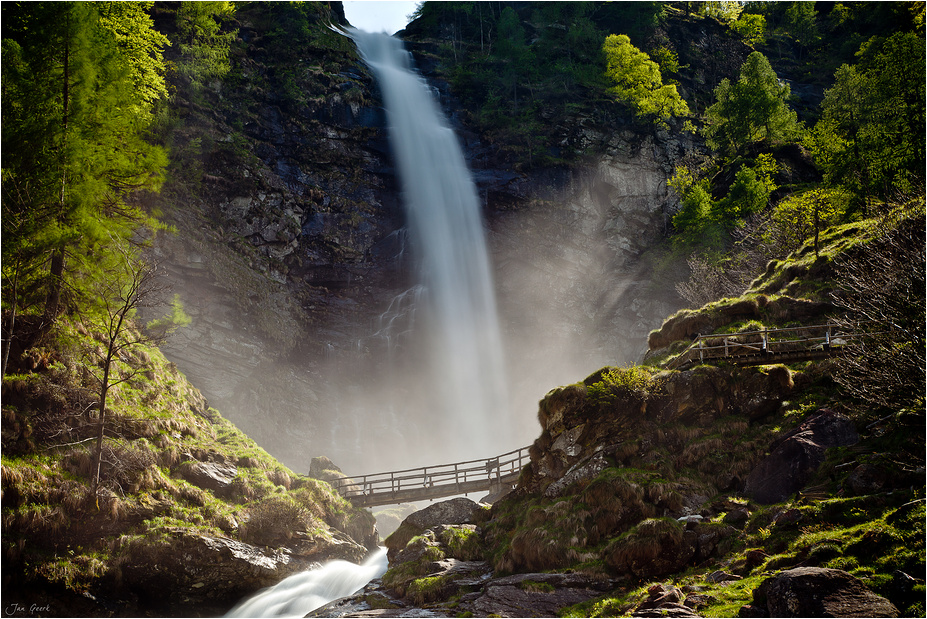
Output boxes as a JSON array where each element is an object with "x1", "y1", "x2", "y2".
[{"x1": 241, "y1": 495, "x2": 310, "y2": 546}]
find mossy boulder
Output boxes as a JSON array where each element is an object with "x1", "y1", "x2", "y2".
[
  {"x1": 384, "y1": 497, "x2": 486, "y2": 561},
  {"x1": 604, "y1": 517, "x2": 694, "y2": 578}
]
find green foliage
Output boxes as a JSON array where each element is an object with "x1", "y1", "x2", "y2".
[
  {"x1": 768, "y1": 188, "x2": 847, "y2": 255},
  {"x1": 731, "y1": 12, "x2": 766, "y2": 46},
  {"x1": 702, "y1": 1, "x2": 743, "y2": 24},
  {"x1": 703, "y1": 52, "x2": 801, "y2": 158},
  {"x1": 713, "y1": 156, "x2": 778, "y2": 226},
  {"x1": 1, "y1": 1, "x2": 169, "y2": 335},
  {"x1": 602, "y1": 34, "x2": 690, "y2": 128},
  {"x1": 809, "y1": 32, "x2": 926, "y2": 210},
  {"x1": 587, "y1": 365, "x2": 662, "y2": 408},
  {"x1": 670, "y1": 168, "x2": 721, "y2": 249},
  {"x1": 784, "y1": 2, "x2": 821, "y2": 51},
  {"x1": 174, "y1": 1, "x2": 237, "y2": 93}
]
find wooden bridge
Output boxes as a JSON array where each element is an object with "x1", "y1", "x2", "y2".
[
  {"x1": 330, "y1": 446, "x2": 531, "y2": 508},
  {"x1": 665, "y1": 322, "x2": 864, "y2": 371}
]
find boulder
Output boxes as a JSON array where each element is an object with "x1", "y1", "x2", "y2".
[
  {"x1": 118, "y1": 530, "x2": 310, "y2": 608},
  {"x1": 405, "y1": 497, "x2": 485, "y2": 530},
  {"x1": 744, "y1": 409, "x2": 859, "y2": 504},
  {"x1": 176, "y1": 459, "x2": 237, "y2": 493},
  {"x1": 385, "y1": 497, "x2": 485, "y2": 561},
  {"x1": 749, "y1": 567, "x2": 899, "y2": 617},
  {"x1": 309, "y1": 455, "x2": 343, "y2": 478},
  {"x1": 605, "y1": 518, "x2": 695, "y2": 578}
]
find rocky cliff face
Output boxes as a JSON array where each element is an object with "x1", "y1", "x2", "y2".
[{"x1": 148, "y1": 3, "x2": 696, "y2": 474}]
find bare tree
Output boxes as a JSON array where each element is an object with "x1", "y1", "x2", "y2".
[
  {"x1": 85, "y1": 244, "x2": 184, "y2": 496},
  {"x1": 830, "y1": 210, "x2": 925, "y2": 420}
]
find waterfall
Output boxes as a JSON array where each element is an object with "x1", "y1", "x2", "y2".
[
  {"x1": 226, "y1": 548, "x2": 388, "y2": 618},
  {"x1": 349, "y1": 30, "x2": 510, "y2": 459}
]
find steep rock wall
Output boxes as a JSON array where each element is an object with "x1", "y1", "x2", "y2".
[{"x1": 148, "y1": 4, "x2": 693, "y2": 473}]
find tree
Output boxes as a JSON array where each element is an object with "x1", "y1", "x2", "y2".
[
  {"x1": 602, "y1": 34, "x2": 689, "y2": 128},
  {"x1": 731, "y1": 12, "x2": 766, "y2": 46},
  {"x1": 809, "y1": 32, "x2": 926, "y2": 212},
  {"x1": 87, "y1": 246, "x2": 189, "y2": 495},
  {"x1": 175, "y1": 1, "x2": 237, "y2": 94},
  {"x1": 1, "y1": 2, "x2": 168, "y2": 362},
  {"x1": 703, "y1": 51, "x2": 800, "y2": 158},
  {"x1": 784, "y1": 2, "x2": 820, "y2": 58},
  {"x1": 713, "y1": 154, "x2": 778, "y2": 227},
  {"x1": 830, "y1": 209, "x2": 925, "y2": 430},
  {"x1": 767, "y1": 188, "x2": 845, "y2": 257}
]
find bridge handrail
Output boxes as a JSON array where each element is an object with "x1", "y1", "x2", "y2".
[
  {"x1": 330, "y1": 445, "x2": 531, "y2": 498},
  {"x1": 665, "y1": 322, "x2": 869, "y2": 370}
]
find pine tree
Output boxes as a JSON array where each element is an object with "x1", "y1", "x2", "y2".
[
  {"x1": 703, "y1": 51, "x2": 800, "y2": 158},
  {"x1": 1, "y1": 1, "x2": 168, "y2": 369}
]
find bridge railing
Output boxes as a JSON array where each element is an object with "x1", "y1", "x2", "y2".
[
  {"x1": 329, "y1": 445, "x2": 531, "y2": 500},
  {"x1": 665, "y1": 322, "x2": 867, "y2": 370}
]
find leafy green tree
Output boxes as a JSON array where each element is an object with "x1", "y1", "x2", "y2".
[
  {"x1": 809, "y1": 32, "x2": 926, "y2": 212},
  {"x1": 669, "y1": 166, "x2": 722, "y2": 248},
  {"x1": 603, "y1": 34, "x2": 690, "y2": 128},
  {"x1": 703, "y1": 52, "x2": 800, "y2": 158},
  {"x1": 713, "y1": 157, "x2": 777, "y2": 226},
  {"x1": 784, "y1": 2, "x2": 820, "y2": 56},
  {"x1": 731, "y1": 12, "x2": 766, "y2": 46},
  {"x1": 1, "y1": 2, "x2": 168, "y2": 364},
  {"x1": 768, "y1": 188, "x2": 845, "y2": 257},
  {"x1": 175, "y1": 1, "x2": 237, "y2": 93}
]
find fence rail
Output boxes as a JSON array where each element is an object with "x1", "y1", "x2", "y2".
[
  {"x1": 665, "y1": 322, "x2": 866, "y2": 370},
  {"x1": 330, "y1": 446, "x2": 531, "y2": 508}
]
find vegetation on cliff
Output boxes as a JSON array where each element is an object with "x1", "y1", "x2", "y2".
[
  {"x1": 1, "y1": 3, "x2": 380, "y2": 614},
  {"x1": 410, "y1": 203, "x2": 922, "y2": 618},
  {"x1": 1, "y1": 314, "x2": 376, "y2": 614}
]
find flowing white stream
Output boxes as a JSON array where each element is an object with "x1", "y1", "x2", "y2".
[
  {"x1": 225, "y1": 548, "x2": 388, "y2": 618},
  {"x1": 349, "y1": 29, "x2": 510, "y2": 458}
]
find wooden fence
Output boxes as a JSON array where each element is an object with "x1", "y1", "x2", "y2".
[
  {"x1": 330, "y1": 446, "x2": 531, "y2": 507},
  {"x1": 665, "y1": 322, "x2": 865, "y2": 371}
]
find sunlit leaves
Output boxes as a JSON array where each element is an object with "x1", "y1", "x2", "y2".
[{"x1": 602, "y1": 34, "x2": 689, "y2": 128}]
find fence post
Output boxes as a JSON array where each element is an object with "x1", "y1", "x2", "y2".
[
  {"x1": 762, "y1": 329, "x2": 768, "y2": 353},
  {"x1": 724, "y1": 337, "x2": 728, "y2": 357},
  {"x1": 699, "y1": 338, "x2": 704, "y2": 363}
]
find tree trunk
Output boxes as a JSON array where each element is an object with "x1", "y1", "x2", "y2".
[
  {"x1": 43, "y1": 247, "x2": 65, "y2": 325},
  {"x1": 1, "y1": 258, "x2": 20, "y2": 378},
  {"x1": 91, "y1": 353, "x2": 112, "y2": 496}
]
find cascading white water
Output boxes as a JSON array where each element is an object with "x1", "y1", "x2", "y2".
[
  {"x1": 225, "y1": 548, "x2": 388, "y2": 618},
  {"x1": 349, "y1": 29, "x2": 510, "y2": 459}
]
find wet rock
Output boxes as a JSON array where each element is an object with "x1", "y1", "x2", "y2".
[
  {"x1": 631, "y1": 584, "x2": 702, "y2": 617},
  {"x1": 683, "y1": 592, "x2": 716, "y2": 610},
  {"x1": 707, "y1": 570, "x2": 741, "y2": 584},
  {"x1": 744, "y1": 548, "x2": 770, "y2": 569},
  {"x1": 118, "y1": 530, "x2": 313, "y2": 608},
  {"x1": 846, "y1": 463, "x2": 892, "y2": 495},
  {"x1": 748, "y1": 567, "x2": 899, "y2": 617},
  {"x1": 405, "y1": 498, "x2": 484, "y2": 530},
  {"x1": 543, "y1": 449, "x2": 608, "y2": 498}
]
